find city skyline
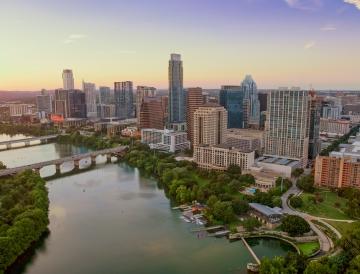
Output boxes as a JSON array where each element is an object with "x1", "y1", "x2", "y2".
[{"x1": 1, "y1": 0, "x2": 360, "y2": 91}]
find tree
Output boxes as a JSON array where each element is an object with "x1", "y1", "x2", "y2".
[
  {"x1": 304, "y1": 261, "x2": 333, "y2": 274},
  {"x1": 231, "y1": 198, "x2": 249, "y2": 215},
  {"x1": 347, "y1": 255, "x2": 360, "y2": 274},
  {"x1": 281, "y1": 215, "x2": 310, "y2": 236},
  {"x1": 297, "y1": 175, "x2": 315, "y2": 193},
  {"x1": 260, "y1": 256, "x2": 297, "y2": 274},
  {"x1": 243, "y1": 217, "x2": 261, "y2": 232},
  {"x1": 292, "y1": 168, "x2": 304, "y2": 178},
  {"x1": 290, "y1": 196, "x2": 303, "y2": 208},
  {"x1": 227, "y1": 165, "x2": 241, "y2": 176},
  {"x1": 0, "y1": 161, "x2": 6, "y2": 170},
  {"x1": 272, "y1": 196, "x2": 282, "y2": 208}
]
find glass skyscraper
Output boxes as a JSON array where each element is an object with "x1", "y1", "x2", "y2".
[
  {"x1": 168, "y1": 54, "x2": 185, "y2": 124},
  {"x1": 241, "y1": 75, "x2": 260, "y2": 127},
  {"x1": 219, "y1": 85, "x2": 245, "y2": 128},
  {"x1": 114, "y1": 81, "x2": 134, "y2": 119}
]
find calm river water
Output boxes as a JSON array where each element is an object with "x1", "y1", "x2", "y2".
[{"x1": 0, "y1": 134, "x2": 294, "y2": 274}]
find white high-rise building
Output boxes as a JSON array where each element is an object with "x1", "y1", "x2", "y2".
[
  {"x1": 82, "y1": 81, "x2": 97, "y2": 117},
  {"x1": 62, "y1": 69, "x2": 74, "y2": 90},
  {"x1": 264, "y1": 88, "x2": 310, "y2": 167}
]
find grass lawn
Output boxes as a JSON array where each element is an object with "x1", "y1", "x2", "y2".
[
  {"x1": 325, "y1": 220, "x2": 360, "y2": 236},
  {"x1": 297, "y1": 241, "x2": 320, "y2": 257},
  {"x1": 298, "y1": 190, "x2": 351, "y2": 220}
]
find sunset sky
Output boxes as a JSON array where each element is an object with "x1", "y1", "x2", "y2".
[{"x1": 0, "y1": 0, "x2": 359, "y2": 91}]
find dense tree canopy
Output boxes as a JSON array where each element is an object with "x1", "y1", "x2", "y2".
[
  {"x1": 281, "y1": 215, "x2": 310, "y2": 236},
  {"x1": 297, "y1": 175, "x2": 315, "y2": 193},
  {"x1": 0, "y1": 170, "x2": 49, "y2": 273}
]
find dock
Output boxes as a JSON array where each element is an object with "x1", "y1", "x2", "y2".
[
  {"x1": 191, "y1": 225, "x2": 224, "y2": 232},
  {"x1": 241, "y1": 237, "x2": 261, "y2": 265}
]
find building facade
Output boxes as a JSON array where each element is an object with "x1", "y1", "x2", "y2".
[
  {"x1": 114, "y1": 81, "x2": 134, "y2": 120},
  {"x1": 82, "y1": 81, "x2": 97, "y2": 118},
  {"x1": 62, "y1": 69, "x2": 74, "y2": 90},
  {"x1": 193, "y1": 104, "x2": 228, "y2": 147},
  {"x1": 97, "y1": 104, "x2": 116, "y2": 119},
  {"x1": 219, "y1": 85, "x2": 245, "y2": 129},
  {"x1": 99, "y1": 86, "x2": 112, "y2": 105},
  {"x1": 194, "y1": 144, "x2": 254, "y2": 171},
  {"x1": 186, "y1": 87, "x2": 203, "y2": 146},
  {"x1": 36, "y1": 90, "x2": 52, "y2": 117},
  {"x1": 226, "y1": 128, "x2": 264, "y2": 153},
  {"x1": 320, "y1": 118, "x2": 351, "y2": 136},
  {"x1": 139, "y1": 97, "x2": 166, "y2": 130},
  {"x1": 136, "y1": 86, "x2": 156, "y2": 124},
  {"x1": 168, "y1": 54, "x2": 185, "y2": 125},
  {"x1": 54, "y1": 89, "x2": 87, "y2": 118},
  {"x1": 141, "y1": 128, "x2": 190, "y2": 153},
  {"x1": 264, "y1": 88, "x2": 310, "y2": 168},
  {"x1": 308, "y1": 91, "x2": 321, "y2": 159}
]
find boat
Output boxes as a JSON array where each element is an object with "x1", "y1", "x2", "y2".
[
  {"x1": 179, "y1": 216, "x2": 191, "y2": 223},
  {"x1": 247, "y1": 263, "x2": 259, "y2": 273}
]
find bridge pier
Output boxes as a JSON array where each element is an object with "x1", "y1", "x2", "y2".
[
  {"x1": 106, "y1": 154, "x2": 112, "y2": 163},
  {"x1": 6, "y1": 143, "x2": 11, "y2": 150},
  {"x1": 55, "y1": 163, "x2": 61, "y2": 174},
  {"x1": 91, "y1": 155, "x2": 97, "y2": 166},
  {"x1": 74, "y1": 159, "x2": 80, "y2": 171},
  {"x1": 33, "y1": 168, "x2": 41, "y2": 175},
  {"x1": 25, "y1": 141, "x2": 30, "y2": 147}
]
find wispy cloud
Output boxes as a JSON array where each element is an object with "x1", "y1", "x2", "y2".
[
  {"x1": 63, "y1": 34, "x2": 87, "y2": 44},
  {"x1": 304, "y1": 41, "x2": 316, "y2": 50},
  {"x1": 320, "y1": 24, "x2": 337, "y2": 31},
  {"x1": 344, "y1": 0, "x2": 360, "y2": 10},
  {"x1": 284, "y1": 0, "x2": 322, "y2": 11}
]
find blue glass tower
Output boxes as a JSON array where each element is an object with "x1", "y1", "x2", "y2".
[
  {"x1": 219, "y1": 86, "x2": 245, "y2": 128},
  {"x1": 168, "y1": 54, "x2": 185, "y2": 124}
]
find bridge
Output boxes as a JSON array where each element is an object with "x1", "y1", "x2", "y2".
[
  {"x1": 0, "y1": 146, "x2": 128, "y2": 177},
  {"x1": 0, "y1": 135, "x2": 59, "y2": 150}
]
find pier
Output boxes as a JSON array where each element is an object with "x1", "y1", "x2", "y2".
[
  {"x1": 0, "y1": 135, "x2": 59, "y2": 150},
  {"x1": 241, "y1": 237, "x2": 261, "y2": 265},
  {"x1": 191, "y1": 225, "x2": 224, "y2": 232},
  {"x1": 0, "y1": 146, "x2": 128, "y2": 177}
]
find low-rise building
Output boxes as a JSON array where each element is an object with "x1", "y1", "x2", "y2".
[
  {"x1": 255, "y1": 156, "x2": 301, "y2": 178},
  {"x1": 193, "y1": 144, "x2": 254, "y2": 171},
  {"x1": 249, "y1": 203, "x2": 283, "y2": 229},
  {"x1": 320, "y1": 118, "x2": 351, "y2": 136},
  {"x1": 141, "y1": 128, "x2": 190, "y2": 153}
]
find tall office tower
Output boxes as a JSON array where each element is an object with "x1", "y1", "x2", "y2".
[
  {"x1": 219, "y1": 86, "x2": 245, "y2": 128},
  {"x1": 264, "y1": 88, "x2": 310, "y2": 167},
  {"x1": 186, "y1": 87, "x2": 203, "y2": 146},
  {"x1": 82, "y1": 81, "x2": 97, "y2": 118},
  {"x1": 241, "y1": 75, "x2": 260, "y2": 128},
  {"x1": 114, "y1": 81, "x2": 134, "y2": 119},
  {"x1": 36, "y1": 89, "x2": 52, "y2": 118},
  {"x1": 54, "y1": 89, "x2": 87, "y2": 118},
  {"x1": 99, "y1": 86, "x2": 111, "y2": 104},
  {"x1": 136, "y1": 86, "x2": 156, "y2": 124},
  {"x1": 62, "y1": 69, "x2": 75, "y2": 90},
  {"x1": 308, "y1": 90, "x2": 321, "y2": 160},
  {"x1": 193, "y1": 104, "x2": 228, "y2": 146},
  {"x1": 139, "y1": 97, "x2": 166, "y2": 129},
  {"x1": 168, "y1": 53, "x2": 185, "y2": 125}
]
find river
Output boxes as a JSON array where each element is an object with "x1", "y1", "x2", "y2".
[{"x1": 0, "y1": 134, "x2": 294, "y2": 274}]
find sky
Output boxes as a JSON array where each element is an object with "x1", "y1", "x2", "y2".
[{"x1": 0, "y1": 0, "x2": 359, "y2": 91}]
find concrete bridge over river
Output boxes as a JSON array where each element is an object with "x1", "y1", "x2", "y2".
[
  {"x1": 0, "y1": 135, "x2": 59, "y2": 150},
  {"x1": 0, "y1": 146, "x2": 128, "y2": 177}
]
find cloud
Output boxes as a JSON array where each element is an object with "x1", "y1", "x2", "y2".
[
  {"x1": 304, "y1": 41, "x2": 316, "y2": 50},
  {"x1": 344, "y1": 0, "x2": 360, "y2": 10},
  {"x1": 63, "y1": 34, "x2": 87, "y2": 44},
  {"x1": 320, "y1": 24, "x2": 337, "y2": 31},
  {"x1": 284, "y1": 0, "x2": 322, "y2": 10}
]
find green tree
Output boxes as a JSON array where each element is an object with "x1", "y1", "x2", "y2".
[
  {"x1": 281, "y1": 215, "x2": 310, "y2": 236},
  {"x1": 290, "y1": 196, "x2": 303, "y2": 208},
  {"x1": 347, "y1": 255, "x2": 360, "y2": 274},
  {"x1": 243, "y1": 217, "x2": 261, "y2": 232},
  {"x1": 231, "y1": 198, "x2": 249, "y2": 215},
  {"x1": 304, "y1": 261, "x2": 333, "y2": 274},
  {"x1": 0, "y1": 161, "x2": 6, "y2": 170},
  {"x1": 292, "y1": 168, "x2": 304, "y2": 178},
  {"x1": 297, "y1": 175, "x2": 315, "y2": 193}
]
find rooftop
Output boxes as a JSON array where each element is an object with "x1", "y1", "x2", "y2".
[
  {"x1": 257, "y1": 156, "x2": 299, "y2": 167},
  {"x1": 249, "y1": 203, "x2": 283, "y2": 217}
]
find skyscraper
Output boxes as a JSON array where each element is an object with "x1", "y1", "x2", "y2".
[
  {"x1": 82, "y1": 81, "x2": 97, "y2": 118},
  {"x1": 99, "y1": 86, "x2": 112, "y2": 105},
  {"x1": 136, "y1": 86, "x2": 156, "y2": 125},
  {"x1": 62, "y1": 69, "x2": 74, "y2": 90},
  {"x1": 168, "y1": 53, "x2": 185, "y2": 126},
  {"x1": 186, "y1": 87, "x2": 203, "y2": 146},
  {"x1": 54, "y1": 89, "x2": 86, "y2": 118},
  {"x1": 114, "y1": 81, "x2": 134, "y2": 119},
  {"x1": 36, "y1": 89, "x2": 52, "y2": 118},
  {"x1": 193, "y1": 104, "x2": 227, "y2": 147},
  {"x1": 219, "y1": 85, "x2": 245, "y2": 128},
  {"x1": 308, "y1": 90, "x2": 321, "y2": 160},
  {"x1": 139, "y1": 97, "x2": 166, "y2": 130},
  {"x1": 264, "y1": 88, "x2": 310, "y2": 167},
  {"x1": 241, "y1": 75, "x2": 260, "y2": 128}
]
